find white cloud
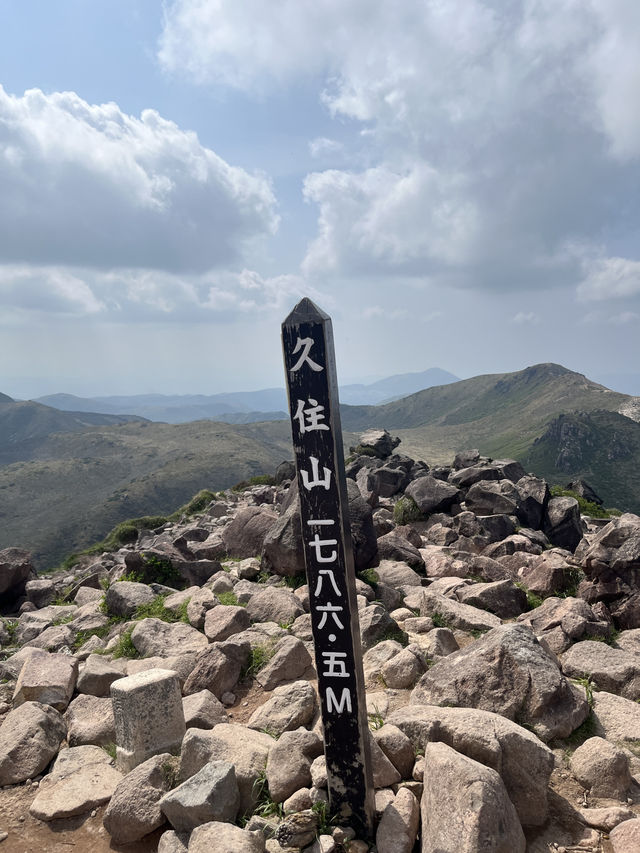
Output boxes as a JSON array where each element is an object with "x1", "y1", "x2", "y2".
[
  {"x1": 308, "y1": 137, "x2": 344, "y2": 159},
  {"x1": 512, "y1": 312, "x2": 539, "y2": 325},
  {"x1": 0, "y1": 86, "x2": 278, "y2": 273},
  {"x1": 577, "y1": 256, "x2": 640, "y2": 301},
  {"x1": 609, "y1": 311, "x2": 640, "y2": 325},
  {"x1": 159, "y1": 0, "x2": 640, "y2": 295},
  {"x1": 0, "y1": 264, "x2": 311, "y2": 322}
]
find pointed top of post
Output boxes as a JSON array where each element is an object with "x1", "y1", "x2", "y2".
[{"x1": 283, "y1": 297, "x2": 329, "y2": 327}]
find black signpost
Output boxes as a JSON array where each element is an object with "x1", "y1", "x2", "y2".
[{"x1": 282, "y1": 297, "x2": 375, "y2": 838}]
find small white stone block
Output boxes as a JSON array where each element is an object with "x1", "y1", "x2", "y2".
[{"x1": 110, "y1": 668, "x2": 186, "y2": 772}]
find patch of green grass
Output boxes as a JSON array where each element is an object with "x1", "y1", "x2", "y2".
[
  {"x1": 564, "y1": 712, "x2": 597, "y2": 746},
  {"x1": 358, "y1": 568, "x2": 379, "y2": 587},
  {"x1": 134, "y1": 594, "x2": 185, "y2": 623},
  {"x1": 378, "y1": 626, "x2": 409, "y2": 646},
  {"x1": 217, "y1": 591, "x2": 242, "y2": 607},
  {"x1": 282, "y1": 573, "x2": 305, "y2": 590},
  {"x1": 470, "y1": 628, "x2": 489, "y2": 639},
  {"x1": 549, "y1": 486, "x2": 611, "y2": 519},
  {"x1": 571, "y1": 676, "x2": 596, "y2": 706},
  {"x1": 232, "y1": 474, "x2": 276, "y2": 492},
  {"x1": 242, "y1": 642, "x2": 276, "y2": 679},
  {"x1": 311, "y1": 800, "x2": 335, "y2": 836},
  {"x1": 111, "y1": 628, "x2": 140, "y2": 660},
  {"x1": 558, "y1": 566, "x2": 585, "y2": 599},
  {"x1": 431, "y1": 611, "x2": 450, "y2": 629},
  {"x1": 250, "y1": 769, "x2": 283, "y2": 818},
  {"x1": 393, "y1": 495, "x2": 423, "y2": 525},
  {"x1": 368, "y1": 711, "x2": 385, "y2": 731},
  {"x1": 3, "y1": 620, "x2": 18, "y2": 645},
  {"x1": 72, "y1": 625, "x2": 111, "y2": 651},
  {"x1": 526, "y1": 591, "x2": 544, "y2": 610},
  {"x1": 139, "y1": 553, "x2": 183, "y2": 587},
  {"x1": 51, "y1": 613, "x2": 74, "y2": 626},
  {"x1": 102, "y1": 743, "x2": 117, "y2": 761}
]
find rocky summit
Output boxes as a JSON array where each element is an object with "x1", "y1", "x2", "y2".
[{"x1": 1, "y1": 430, "x2": 640, "y2": 852}]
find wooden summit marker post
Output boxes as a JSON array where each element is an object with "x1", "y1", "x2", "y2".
[{"x1": 282, "y1": 297, "x2": 375, "y2": 838}]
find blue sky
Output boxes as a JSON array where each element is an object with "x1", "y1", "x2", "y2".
[{"x1": 1, "y1": 0, "x2": 640, "y2": 397}]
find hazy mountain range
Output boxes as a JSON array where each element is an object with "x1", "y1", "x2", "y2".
[
  {"x1": 33, "y1": 367, "x2": 460, "y2": 423},
  {"x1": 1, "y1": 363, "x2": 639, "y2": 570}
]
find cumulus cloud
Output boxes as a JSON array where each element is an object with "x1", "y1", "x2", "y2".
[
  {"x1": 0, "y1": 86, "x2": 278, "y2": 273},
  {"x1": 512, "y1": 312, "x2": 539, "y2": 325},
  {"x1": 0, "y1": 264, "x2": 310, "y2": 322},
  {"x1": 160, "y1": 0, "x2": 640, "y2": 294},
  {"x1": 577, "y1": 256, "x2": 640, "y2": 301}
]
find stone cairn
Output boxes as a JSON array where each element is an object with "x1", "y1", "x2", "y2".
[{"x1": 1, "y1": 430, "x2": 640, "y2": 852}]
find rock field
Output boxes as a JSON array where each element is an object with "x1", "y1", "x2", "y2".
[{"x1": 2, "y1": 430, "x2": 640, "y2": 852}]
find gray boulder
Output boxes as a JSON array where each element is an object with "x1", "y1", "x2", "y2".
[
  {"x1": 105, "y1": 581, "x2": 155, "y2": 618},
  {"x1": 131, "y1": 618, "x2": 209, "y2": 658},
  {"x1": 183, "y1": 638, "x2": 250, "y2": 698},
  {"x1": 0, "y1": 547, "x2": 35, "y2": 603},
  {"x1": 405, "y1": 476, "x2": 461, "y2": 515},
  {"x1": 0, "y1": 701, "x2": 67, "y2": 785},
  {"x1": 188, "y1": 821, "x2": 265, "y2": 853},
  {"x1": 544, "y1": 496, "x2": 583, "y2": 551},
  {"x1": 222, "y1": 506, "x2": 278, "y2": 558},
  {"x1": 265, "y1": 729, "x2": 323, "y2": 802},
  {"x1": 456, "y1": 579, "x2": 527, "y2": 619},
  {"x1": 561, "y1": 640, "x2": 640, "y2": 700},
  {"x1": 247, "y1": 680, "x2": 317, "y2": 736},
  {"x1": 103, "y1": 753, "x2": 176, "y2": 843},
  {"x1": 465, "y1": 480, "x2": 518, "y2": 516},
  {"x1": 421, "y1": 742, "x2": 525, "y2": 853},
  {"x1": 411, "y1": 623, "x2": 589, "y2": 741},
  {"x1": 160, "y1": 760, "x2": 240, "y2": 832},
  {"x1": 64, "y1": 694, "x2": 116, "y2": 747}
]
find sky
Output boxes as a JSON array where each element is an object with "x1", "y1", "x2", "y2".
[{"x1": 1, "y1": 0, "x2": 640, "y2": 398}]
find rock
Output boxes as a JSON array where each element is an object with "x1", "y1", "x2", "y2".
[
  {"x1": 130, "y1": 618, "x2": 209, "y2": 658},
  {"x1": 579, "y1": 805, "x2": 636, "y2": 831},
  {"x1": 203, "y1": 605, "x2": 251, "y2": 641},
  {"x1": 411, "y1": 624, "x2": 589, "y2": 742},
  {"x1": 561, "y1": 640, "x2": 640, "y2": 699},
  {"x1": 111, "y1": 668, "x2": 186, "y2": 772},
  {"x1": 255, "y1": 636, "x2": 313, "y2": 690},
  {"x1": 0, "y1": 547, "x2": 34, "y2": 602},
  {"x1": 544, "y1": 496, "x2": 583, "y2": 551},
  {"x1": 358, "y1": 429, "x2": 401, "y2": 459},
  {"x1": 517, "y1": 596, "x2": 610, "y2": 655},
  {"x1": 456, "y1": 579, "x2": 527, "y2": 619},
  {"x1": 420, "y1": 741, "x2": 525, "y2": 853},
  {"x1": 381, "y1": 645, "x2": 426, "y2": 689},
  {"x1": 159, "y1": 829, "x2": 189, "y2": 852},
  {"x1": 419, "y1": 590, "x2": 501, "y2": 632},
  {"x1": 246, "y1": 587, "x2": 304, "y2": 626},
  {"x1": 182, "y1": 689, "x2": 228, "y2": 729},
  {"x1": 373, "y1": 724, "x2": 415, "y2": 780},
  {"x1": 64, "y1": 694, "x2": 116, "y2": 746},
  {"x1": 105, "y1": 580, "x2": 155, "y2": 617},
  {"x1": 389, "y1": 704, "x2": 553, "y2": 826},
  {"x1": 359, "y1": 604, "x2": 404, "y2": 650},
  {"x1": 183, "y1": 638, "x2": 250, "y2": 698},
  {"x1": 0, "y1": 701, "x2": 67, "y2": 785},
  {"x1": 179, "y1": 724, "x2": 275, "y2": 813},
  {"x1": 189, "y1": 821, "x2": 266, "y2": 852},
  {"x1": 160, "y1": 760, "x2": 240, "y2": 831},
  {"x1": 405, "y1": 476, "x2": 461, "y2": 515},
  {"x1": 449, "y1": 466, "x2": 501, "y2": 489},
  {"x1": 103, "y1": 753, "x2": 177, "y2": 843},
  {"x1": 183, "y1": 588, "x2": 217, "y2": 629},
  {"x1": 610, "y1": 818, "x2": 640, "y2": 853},
  {"x1": 265, "y1": 729, "x2": 323, "y2": 802},
  {"x1": 29, "y1": 760, "x2": 123, "y2": 821},
  {"x1": 376, "y1": 787, "x2": 419, "y2": 853},
  {"x1": 375, "y1": 531, "x2": 425, "y2": 570},
  {"x1": 25, "y1": 578, "x2": 56, "y2": 608},
  {"x1": 76, "y1": 654, "x2": 125, "y2": 697},
  {"x1": 223, "y1": 506, "x2": 278, "y2": 558},
  {"x1": 570, "y1": 737, "x2": 632, "y2": 799},
  {"x1": 363, "y1": 639, "x2": 404, "y2": 682},
  {"x1": 411, "y1": 626, "x2": 459, "y2": 658},
  {"x1": 369, "y1": 730, "x2": 401, "y2": 787},
  {"x1": 15, "y1": 604, "x2": 77, "y2": 644},
  {"x1": 12, "y1": 650, "x2": 78, "y2": 711},
  {"x1": 591, "y1": 690, "x2": 640, "y2": 742},
  {"x1": 376, "y1": 559, "x2": 423, "y2": 588},
  {"x1": 346, "y1": 479, "x2": 379, "y2": 569},
  {"x1": 514, "y1": 475, "x2": 549, "y2": 530},
  {"x1": 275, "y1": 810, "x2": 318, "y2": 848},
  {"x1": 464, "y1": 480, "x2": 518, "y2": 516},
  {"x1": 261, "y1": 499, "x2": 304, "y2": 577},
  {"x1": 248, "y1": 680, "x2": 317, "y2": 736}
]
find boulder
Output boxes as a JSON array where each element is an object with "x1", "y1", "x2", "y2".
[
  {"x1": 203, "y1": 605, "x2": 251, "y2": 642},
  {"x1": 517, "y1": 596, "x2": 610, "y2": 655},
  {"x1": 359, "y1": 604, "x2": 404, "y2": 650},
  {"x1": 182, "y1": 689, "x2": 228, "y2": 730},
  {"x1": 261, "y1": 499, "x2": 304, "y2": 577},
  {"x1": 357, "y1": 429, "x2": 401, "y2": 459},
  {"x1": 76, "y1": 654, "x2": 125, "y2": 697},
  {"x1": 610, "y1": 818, "x2": 640, "y2": 853},
  {"x1": 265, "y1": 729, "x2": 323, "y2": 803},
  {"x1": 103, "y1": 753, "x2": 177, "y2": 843},
  {"x1": 591, "y1": 690, "x2": 640, "y2": 742},
  {"x1": 456, "y1": 579, "x2": 527, "y2": 619},
  {"x1": 64, "y1": 694, "x2": 116, "y2": 746},
  {"x1": 247, "y1": 680, "x2": 317, "y2": 736},
  {"x1": 570, "y1": 737, "x2": 632, "y2": 799},
  {"x1": 376, "y1": 531, "x2": 425, "y2": 570},
  {"x1": 222, "y1": 507, "x2": 278, "y2": 558},
  {"x1": 544, "y1": 496, "x2": 583, "y2": 551},
  {"x1": 0, "y1": 701, "x2": 67, "y2": 785},
  {"x1": 245, "y1": 587, "x2": 303, "y2": 626},
  {"x1": 105, "y1": 581, "x2": 155, "y2": 617},
  {"x1": 464, "y1": 480, "x2": 518, "y2": 516},
  {"x1": 188, "y1": 821, "x2": 265, "y2": 853},
  {"x1": 405, "y1": 476, "x2": 461, "y2": 515},
  {"x1": 373, "y1": 724, "x2": 415, "y2": 779},
  {"x1": 29, "y1": 760, "x2": 123, "y2": 821},
  {"x1": 377, "y1": 787, "x2": 419, "y2": 853},
  {"x1": 389, "y1": 704, "x2": 554, "y2": 826},
  {"x1": 411, "y1": 624, "x2": 589, "y2": 741},
  {"x1": 419, "y1": 590, "x2": 501, "y2": 633},
  {"x1": 561, "y1": 640, "x2": 640, "y2": 700},
  {"x1": 346, "y1": 479, "x2": 379, "y2": 569},
  {"x1": 255, "y1": 636, "x2": 313, "y2": 690},
  {"x1": 160, "y1": 760, "x2": 240, "y2": 832},
  {"x1": 182, "y1": 638, "x2": 250, "y2": 698},
  {"x1": 179, "y1": 724, "x2": 275, "y2": 813},
  {"x1": 420, "y1": 742, "x2": 525, "y2": 853},
  {"x1": 514, "y1": 475, "x2": 549, "y2": 530},
  {"x1": 25, "y1": 578, "x2": 56, "y2": 608},
  {"x1": 131, "y1": 618, "x2": 209, "y2": 658},
  {"x1": 0, "y1": 547, "x2": 35, "y2": 603},
  {"x1": 12, "y1": 649, "x2": 78, "y2": 711}
]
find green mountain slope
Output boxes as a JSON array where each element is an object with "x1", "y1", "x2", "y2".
[
  {"x1": 0, "y1": 419, "x2": 293, "y2": 570},
  {"x1": 524, "y1": 410, "x2": 640, "y2": 512}
]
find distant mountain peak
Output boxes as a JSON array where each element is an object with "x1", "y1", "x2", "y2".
[{"x1": 0, "y1": 392, "x2": 14, "y2": 404}]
